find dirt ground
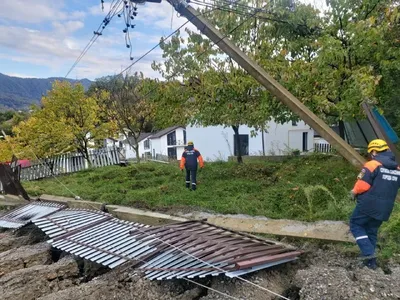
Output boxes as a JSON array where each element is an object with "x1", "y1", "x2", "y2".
[{"x1": 1, "y1": 223, "x2": 400, "y2": 299}]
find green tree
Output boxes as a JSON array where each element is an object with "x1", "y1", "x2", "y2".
[
  {"x1": 153, "y1": 3, "x2": 295, "y2": 162},
  {"x1": 91, "y1": 74, "x2": 155, "y2": 162},
  {"x1": 13, "y1": 81, "x2": 115, "y2": 164}
]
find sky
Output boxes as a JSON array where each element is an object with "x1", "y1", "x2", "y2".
[{"x1": 0, "y1": 0, "x2": 327, "y2": 81}]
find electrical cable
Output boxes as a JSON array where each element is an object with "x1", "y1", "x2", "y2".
[
  {"x1": 109, "y1": 10, "x2": 294, "y2": 299},
  {"x1": 129, "y1": 219, "x2": 292, "y2": 300},
  {"x1": 65, "y1": 0, "x2": 124, "y2": 78}
]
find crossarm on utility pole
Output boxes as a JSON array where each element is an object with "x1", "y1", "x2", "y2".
[{"x1": 167, "y1": 0, "x2": 366, "y2": 168}]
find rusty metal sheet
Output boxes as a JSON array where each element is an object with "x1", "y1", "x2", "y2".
[{"x1": 129, "y1": 221, "x2": 301, "y2": 280}]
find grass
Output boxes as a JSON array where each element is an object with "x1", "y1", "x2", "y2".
[
  {"x1": 24, "y1": 154, "x2": 358, "y2": 221},
  {"x1": 23, "y1": 153, "x2": 400, "y2": 260}
]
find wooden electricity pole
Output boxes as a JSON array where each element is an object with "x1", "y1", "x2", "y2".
[{"x1": 165, "y1": 0, "x2": 366, "y2": 168}]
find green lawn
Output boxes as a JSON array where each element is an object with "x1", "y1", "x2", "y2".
[
  {"x1": 23, "y1": 154, "x2": 400, "y2": 259},
  {"x1": 24, "y1": 154, "x2": 359, "y2": 222}
]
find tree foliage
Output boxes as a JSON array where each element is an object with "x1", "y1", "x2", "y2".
[
  {"x1": 154, "y1": 0, "x2": 400, "y2": 146},
  {"x1": 90, "y1": 74, "x2": 156, "y2": 162},
  {"x1": 13, "y1": 81, "x2": 115, "y2": 162}
]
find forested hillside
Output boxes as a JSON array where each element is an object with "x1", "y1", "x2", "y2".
[{"x1": 0, "y1": 73, "x2": 92, "y2": 110}]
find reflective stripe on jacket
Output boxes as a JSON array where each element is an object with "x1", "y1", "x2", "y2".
[
  {"x1": 353, "y1": 151, "x2": 400, "y2": 221},
  {"x1": 180, "y1": 145, "x2": 204, "y2": 170}
]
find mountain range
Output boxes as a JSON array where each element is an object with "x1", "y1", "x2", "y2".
[{"x1": 0, "y1": 73, "x2": 92, "y2": 111}]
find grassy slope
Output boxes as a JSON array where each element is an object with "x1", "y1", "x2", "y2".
[
  {"x1": 25, "y1": 154, "x2": 358, "y2": 221},
  {"x1": 24, "y1": 154, "x2": 400, "y2": 258}
]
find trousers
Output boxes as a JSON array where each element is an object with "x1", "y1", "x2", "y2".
[
  {"x1": 185, "y1": 169, "x2": 197, "y2": 190},
  {"x1": 350, "y1": 206, "x2": 383, "y2": 257}
]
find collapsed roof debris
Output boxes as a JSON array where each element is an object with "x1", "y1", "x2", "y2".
[
  {"x1": 0, "y1": 201, "x2": 66, "y2": 229},
  {"x1": 131, "y1": 221, "x2": 301, "y2": 280},
  {"x1": 0, "y1": 202, "x2": 301, "y2": 280}
]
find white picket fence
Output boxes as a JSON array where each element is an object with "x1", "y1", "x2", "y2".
[
  {"x1": 314, "y1": 143, "x2": 333, "y2": 153},
  {"x1": 20, "y1": 147, "x2": 121, "y2": 181}
]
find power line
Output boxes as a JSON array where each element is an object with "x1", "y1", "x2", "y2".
[
  {"x1": 130, "y1": 220, "x2": 292, "y2": 300},
  {"x1": 65, "y1": 0, "x2": 124, "y2": 78},
  {"x1": 109, "y1": 12, "x2": 294, "y2": 299}
]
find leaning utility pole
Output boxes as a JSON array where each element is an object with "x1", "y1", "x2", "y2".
[{"x1": 162, "y1": 0, "x2": 366, "y2": 168}]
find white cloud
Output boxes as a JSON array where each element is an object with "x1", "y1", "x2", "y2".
[
  {"x1": 0, "y1": 0, "x2": 85, "y2": 24},
  {"x1": 89, "y1": 2, "x2": 113, "y2": 16},
  {"x1": 52, "y1": 21, "x2": 85, "y2": 34}
]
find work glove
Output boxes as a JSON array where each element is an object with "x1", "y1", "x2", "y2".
[{"x1": 349, "y1": 190, "x2": 356, "y2": 201}]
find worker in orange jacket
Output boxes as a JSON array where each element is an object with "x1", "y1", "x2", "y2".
[
  {"x1": 350, "y1": 139, "x2": 400, "y2": 269},
  {"x1": 180, "y1": 141, "x2": 204, "y2": 190}
]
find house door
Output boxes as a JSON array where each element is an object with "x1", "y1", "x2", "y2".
[
  {"x1": 234, "y1": 134, "x2": 249, "y2": 156},
  {"x1": 302, "y1": 132, "x2": 309, "y2": 152}
]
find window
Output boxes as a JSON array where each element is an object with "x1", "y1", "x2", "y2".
[
  {"x1": 302, "y1": 132, "x2": 308, "y2": 152},
  {"x1": 183, "y1": 130, "x2": 187, "y2": 145},
  {"x1": 144, "y1": 139, "x2": 150, "y2": 150},
  {"x1": 234, "y1": 134, "x2": 249, "y2": 156},
  {"x1": 167, "y1": 131, "x2": 176, "y2": 146},
  {"x1": 167, "y1": 147, "x2": 177, "y2": 159},
  {"x1": 292, "y1": 120, "x2": 298, "y2": 126}
]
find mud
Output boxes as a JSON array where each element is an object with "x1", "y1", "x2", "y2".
[
  {"x1": 0, "y1": 256, "x2": 80, "y2": 300},
  {"x1": 1, "y1": 213, "x2": 400, "y2": 300},
  {"x1": 39, "y1": 270, "x2": 204, "y2": 300},
  {"x1": 0, "y1": 233, "x2": 31, "y2": 252},
  {"x1": 0, "y1": 242, "x2": 51, "y2": 275}
]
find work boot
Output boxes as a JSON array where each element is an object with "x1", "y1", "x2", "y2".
[
  {"x1": 186, "y1": 182, "x2": 190, "y2": 189},
  {"x1": 366, "y1": 258, "x2": 378, "y2": 270},
  {"x1": 357, "y1": 255, "x2": 377, "y2": 270},
  {"x1": 192, "y1": 184, "x2": 197, "y2": 191}
]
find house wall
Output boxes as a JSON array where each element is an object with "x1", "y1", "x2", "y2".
[
  {"x1": 151, "y1": 127, "x2": 186, "y2": 160},
  {"x1": 186, "y1": 125, "x2": 264, "y2": 161},
  {"x1": 150, "y1": 138, "x2": 162, "y2": 158},
  {"x1": 186, "y1": 121, "x2": 315, "y2": 161},
  {"x1": 264, "y1": 121, "x2": 314, "y2": 155},
  {"x1": 124, "y1": 139, "x2": 149, "y2": 160}
]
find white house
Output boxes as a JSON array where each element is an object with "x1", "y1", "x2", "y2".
[
  {"x1": 105, "y1": 122, "x2": 314, "y2": 161},
  {"x1": 108, "y1": 126, "x2": 187, "y2": 161},
  {"x1": 186, "y1": 120, "x2": 314, "y2": 161},
  {"x1": 148, "y1": 126, "x2": 186, "y2": 160},
  {"x1": 123, "y1": 133, "x2": 153, "y2": 160}
]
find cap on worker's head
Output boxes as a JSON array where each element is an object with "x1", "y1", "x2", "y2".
[
  {"x1": 367, "y1": 139, "x2": 389, "y2": 153},
  {"x1": 188, "y1": 141, "x2": 194, "y2": 146}
]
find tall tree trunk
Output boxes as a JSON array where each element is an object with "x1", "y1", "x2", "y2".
[
  {"x1": 134, "y1": 144, "x2": 141, "y2": 163},
  {"x1": 261, "y1": 125, "x2": 266, "y2": 156},
  {"x1": 232, "y1": 125, "x2": 243, "y2": 164},
  {"x1": 338, "y1": 120, "x2": 346, "y2": 140}
]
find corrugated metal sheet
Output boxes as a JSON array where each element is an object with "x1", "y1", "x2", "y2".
[
  {"x1": 0, "y1": 201, "x2": 66, "y2": 229},
  {"x1": 33, "y1": 209, "x2": 114, "y2": 238},
  {"x1": 1, "y1": 204, "x2": 301, "y2": 280},
  {"x1": 33, "y1": 212, "x2": 151, "y2": 269},
  {"x1": 130, "y1": 221, "x2": 301, "y2": 280}
]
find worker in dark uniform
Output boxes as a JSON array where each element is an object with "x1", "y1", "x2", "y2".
[
  {"x1": 350, "y1": 139, "x2": 400, "y2": 269},
  {"x1": 180, "y1": 141, "x2": 204, "y2": 190}
]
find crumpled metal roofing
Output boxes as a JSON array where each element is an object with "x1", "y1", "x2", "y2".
[
  {"x1": 0, "y1": 202, "x2": 301, "y2": 280},
  {"x1": 129, "y1": 221, "x2": 301, "y2": 280},
  {"x1": 32, "y1": 209, "x2": 151, "y2": 269},
  {"x1": 33, "y1": 209, "x2": 114, "y2": 238},
  {"x1": 0, "y1": 201, "x2": 66, "y2": 229}
]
